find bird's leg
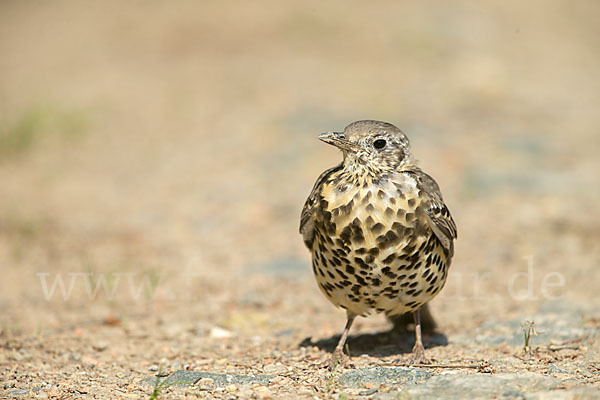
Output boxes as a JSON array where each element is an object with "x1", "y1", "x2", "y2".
[
  {"x1": 324, "y1": 313, "x2": 355, "y2": 371},
  {"x1": 409, "y1": 308, "x2": 431, "y2": 364},
  {"x1": 418, "y1": 303, "x2": 437, "y2": 333},
  {"x1": 388, "y1": 303, "x2": 437, "y2": 333}
]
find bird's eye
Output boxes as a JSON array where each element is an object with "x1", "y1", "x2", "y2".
[{"x1": 373, "y1": 139, "x2": 387, "y2": 149}]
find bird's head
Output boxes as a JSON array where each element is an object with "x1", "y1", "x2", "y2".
[{"x1": 319, "y1": 120, "x2": 413, "y2": 172}]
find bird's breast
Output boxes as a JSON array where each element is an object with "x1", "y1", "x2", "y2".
[
  {"x1": 318, "y1": 172, "x2": 427, "y2": 243},
  {"x1": 310, "y1": 171, "x2": 447, "y2": 316}
]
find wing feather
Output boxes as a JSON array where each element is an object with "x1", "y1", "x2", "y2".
[
  {"x1": 408, "y1": 169, "x2": 457, "y2": 256},
  {"x1": 299, "y1": 163, "x2": 342, "y2": 248}
]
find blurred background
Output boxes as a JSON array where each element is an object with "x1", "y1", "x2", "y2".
[{"x1": 1, "y1": 0, "x2": 599, "y2": 387}]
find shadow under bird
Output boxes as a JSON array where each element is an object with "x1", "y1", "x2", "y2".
[{"x1": 300, "y1": 120, "x2": 457, "y2": 369}]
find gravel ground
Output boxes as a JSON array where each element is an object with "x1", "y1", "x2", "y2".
[{"x1": 1, "y1": 1, "x2": 599, "y2": 398}]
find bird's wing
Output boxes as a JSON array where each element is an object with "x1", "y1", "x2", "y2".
[
  {"x1": 408, "y1": 169, "x2": 457, "y2": 255},
  {"x1": 300, "y1": 163, "x2": 342, "y2": 248}
]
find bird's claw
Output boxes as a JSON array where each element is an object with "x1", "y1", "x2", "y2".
[
  {"x1": 408, "y1": 343, "x2": 431, "y2": 364},
  {"x1": 317, "y1": 349, "x2": 353, "y2": 371}
]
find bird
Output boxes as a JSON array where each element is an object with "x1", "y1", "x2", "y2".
[{"x1": 300, "y1": 120, "x2": 457, "y2": 368}]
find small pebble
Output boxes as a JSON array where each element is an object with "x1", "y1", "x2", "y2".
[
  {"x1": 503, "y1": 390, "x2": 526, "y2": 399},
  {"x1": 92, "y1": 342, "x2": 108, "y2": 352},
  {"x1": 254, "y1": 385, "x2": 272, "y2": 399},
  {"x1": 7, "y1": 389, "x2": 30, "y2": 395},
  {"x1": 210, "y1": 327, "x2": 233, "y2": 338},
  {"x1": 359, "y1": 388, "x2": 378, "y2": 396},
  {"x1": 225, "y1": 383, "x2": 237, "y2": 392},
  {"x1": 197, "y1": 377, "x2": 215, "y2": 390},
  {"x1": 263, "y1": 363, "x2": 287, "y2": 374}
]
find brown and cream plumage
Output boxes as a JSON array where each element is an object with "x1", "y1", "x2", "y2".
[{"x1": 300, "y1": 120, "x2": 457, "y2": 368}]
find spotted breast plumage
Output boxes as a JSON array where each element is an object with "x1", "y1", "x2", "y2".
[{"x1": 300, "y1": 120, "x2": 457, "y2": 368}]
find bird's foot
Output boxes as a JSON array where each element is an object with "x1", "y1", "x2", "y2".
[
  {"x1": 317, "y1": 349, "x2": 353, "y2": 371},
  {"x1": 408, "y1": 342, "x2": 431, "y2": 365}
]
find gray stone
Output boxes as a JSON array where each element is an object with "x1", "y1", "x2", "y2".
[
  {"x1": 359, "y1": 388, "x2": 379, "y2": 396},
  {"x1": 503, "y1": 390, "x2": 526, "y2": 399},
  {"x1": 5, "y1": 389, "x2": 30, "y2": 395},
  {"x1": 338, "y1": 367, "x2": 433, "y2": 387},
  {"x1": 141, "y1": 370, "x2": 274, "y2": 388},
  {"x1": 546, "y1": 364, "x2": 567, "y2": 374},
  {"x1": 451, "y1": 301, "x2": 597, "y2": 347},
  {"x1": 525, "y1": 387, "x2": 600, "y2": 400},
  {"x1": 388, "y1": 373, "x2": 560, "y2": 400}
]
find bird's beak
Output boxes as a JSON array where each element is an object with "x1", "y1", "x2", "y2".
[{"x1": 318, "y1": 132, "x2": 361, "y2": 153}]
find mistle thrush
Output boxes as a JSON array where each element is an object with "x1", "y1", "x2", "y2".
[{"x1": 300, "y1": 120, "x2": 457, "y2": 368}]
